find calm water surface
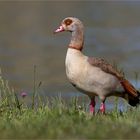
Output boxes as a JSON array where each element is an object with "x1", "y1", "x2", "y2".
[{"x1": 0, "y1": 2, "x2": 140, "y2": 107}]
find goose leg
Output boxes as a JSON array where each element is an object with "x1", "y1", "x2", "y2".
[
  {"x1": 100, "y1": 100, "x2": 106, "y2": 114},
  {"x1": 89, "y1": 97, "x2": 95, "y2": 114}
]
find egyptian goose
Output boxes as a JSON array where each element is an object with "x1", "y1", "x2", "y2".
[{"x1": 54, "y1": 17, "x2": 140, "y2": 114}]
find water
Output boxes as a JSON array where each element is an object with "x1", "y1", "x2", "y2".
[{"x1": 0, "y1": 1, "x2": 140, "y2": 99}]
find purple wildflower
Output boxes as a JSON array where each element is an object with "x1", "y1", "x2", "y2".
[{"x1": 21, "y1": 92, "x2": 27, "y2": 98}]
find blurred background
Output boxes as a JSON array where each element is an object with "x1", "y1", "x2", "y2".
[{"x1": 0, "y1": 1, "x2": 140, "y2": 98}]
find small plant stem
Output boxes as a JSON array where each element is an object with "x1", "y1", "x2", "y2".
[
  {"x1": 14, "y1": 93, "x2": 21, "y2": 113},
  {"x1": 32, "y1": 65, "x2": 36, "y2": 109},
  {"x1": 134, "y1": 72, "x2": 139, "y2": 88}
]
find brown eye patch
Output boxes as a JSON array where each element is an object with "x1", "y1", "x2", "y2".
[{"x1": 64, "y1": 19, "x2": 73, "y2": 26}]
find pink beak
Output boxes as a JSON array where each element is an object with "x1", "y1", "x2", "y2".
[{"x1": 54, "y1": 25, "x2": 65, "y2": 34}]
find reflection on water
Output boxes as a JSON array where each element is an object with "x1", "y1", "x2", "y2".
[{"x1": 0, "y1": 2, "x2": 139, "y2": 98}]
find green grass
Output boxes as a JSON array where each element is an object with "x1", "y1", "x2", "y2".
[
  {"x1": 0, "y1": 70, "x2": 140, "y2": 139},
  {"x1": 0, "y1": 95, "x2": 140, "y2": 139}
]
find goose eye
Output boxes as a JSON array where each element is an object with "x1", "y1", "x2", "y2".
[{"x1": 64, "y1": 19, "x2": 73, "y2": 26}]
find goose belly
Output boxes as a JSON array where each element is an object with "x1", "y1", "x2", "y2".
[{"x1": 65, "y1": 56, "x2": 120, "y2": 96}]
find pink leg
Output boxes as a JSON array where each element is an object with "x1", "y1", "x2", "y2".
[
  {"x1": 100, "y1": 102, "x2": 105, "y2": 114},
  {"x1": 90, "y1": 98, "x2": 95, "y2": 114}
]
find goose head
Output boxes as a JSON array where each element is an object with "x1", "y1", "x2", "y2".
[{"x1": 54, "y1": 17, "x2": 84, "y2": 33}]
